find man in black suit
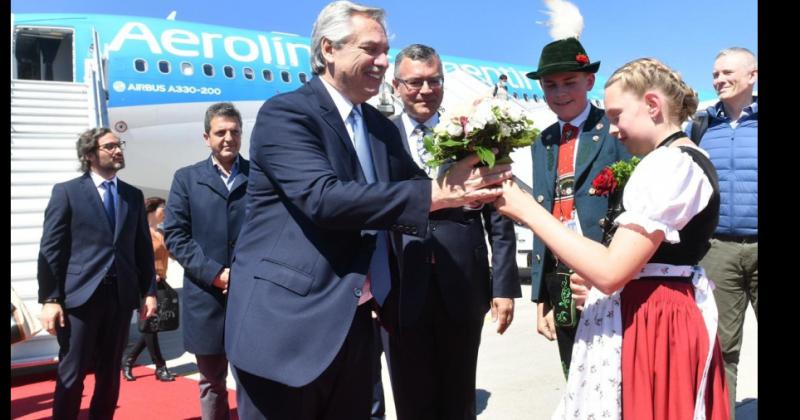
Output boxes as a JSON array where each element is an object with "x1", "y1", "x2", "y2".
[
  {"x1": 223, "y1": 2, "x2": 511, "y2": 419},
  {"x1": 164, "y1": 102, "x2": 250, "y2": 420},
  {"x1": 387, "y1": 43, "x2": 520, "y2": 420},
  {"x1": 37, "y1": 127, "x2": 157, "y2": 419}
]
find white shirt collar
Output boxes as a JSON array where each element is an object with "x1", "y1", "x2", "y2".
[
  {"x1": 320, "y1": 77, "x2": 357, "y2": 124},
  {"x1": 401, "y1": 112, "x2": 439, "y2": 139},
  {"x1": 558, "y1": 102, "x2": 592, "y2": 132},
  {"x1": 90, "y1": 171, "x2": 118, "y2": 188}
]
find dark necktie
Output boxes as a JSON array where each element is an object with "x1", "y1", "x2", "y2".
[
  {"x1": 103, "y1": 180, "x2": 116, "y2": 232},
  {"x1": 349, "y1": 106, "x2": 391, "y2": 306}
]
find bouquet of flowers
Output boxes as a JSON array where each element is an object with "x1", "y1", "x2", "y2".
[
  {"x1": 589, "y1": 156, "x2": 641, "y2": 245},
  {"x1": 423, "y1": 98, "x2": 539, "y2": 168}
]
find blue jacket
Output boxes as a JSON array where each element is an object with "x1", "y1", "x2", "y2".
[
  {"x1": 530, "y1": 105, "x2": 630, "y2": 302},
  {"x1": 38, "y1": 173, "x2": 156, "y2": 310},
  {"x1": 164, "y1": 156, "x2": 249, "y2": 355},
  {"x1": 224, "y1": 77, "x2": 431, "y2": 387},
  {"x1": 689, "y1": 100, "x2": 758, "y2": 236}
]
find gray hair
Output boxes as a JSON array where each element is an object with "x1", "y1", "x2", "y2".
[
  {"x1": 393, "y1": 44, "x2": 442, "y2": 78},
  {"x1": 716, "y1": 47, "x2": 757, "y2": 70},
  {"x1": 204, "y1": 102, "x2": 242, "y2": 133},
  {"x1": 76, "y1": 127, "x2": 113, "y2": 173},
  {"x1": 310, "y1": 1, "x2": 386, "y2": 75}
]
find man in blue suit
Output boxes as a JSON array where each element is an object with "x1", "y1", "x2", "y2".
[
  {"x1": 224, "y1": 2, "x2": 511, "y2": 419},
  {"x1": 388, "y1": 44, "x2": 520, "y2": 420},
  {"x1": 164, "y1": 102, "x2": 249, "y2": 420},
  {"x1": 37, "y1": 127, "x2": 157, "y2": 420},
  {"x1": 526, "y1": 37, "x2": 630, "y2": 377}
]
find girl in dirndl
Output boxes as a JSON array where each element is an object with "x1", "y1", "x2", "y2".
[{"x1": 495, "y1": 57, "x2": 729, "y2": 420}]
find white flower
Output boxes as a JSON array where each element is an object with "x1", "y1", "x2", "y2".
[
  {"x1": 507, "y1": 106, "x2": 523, "y2": 121},
  {"x1": 444, "y1": 120, "x2": 463, "y2": 137}
]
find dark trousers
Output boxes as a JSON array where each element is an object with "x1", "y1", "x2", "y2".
[
  {"x1": 700, "y1": 238, "x2": 758, "y2": 418},
  {"x1": 371, "y1": 319, "x2": 390, "y2": 420},
  {"x1": 125, "y1": 331, "x2": 166, "y2": 366},
  {"x1": 543, "y1": 269, "x2": 581, "y2": 378},
  {"x1": 233, "y1": 303, "x2": 373, "y2": 420},
  {"x1": 196, "y1": 353, "x2": 231, "y2": 420},
  {"x1": 52, "y1": 281, "x2": 133, "y2": 420},
  {"x1": 388, "y1": 279, "x2": 484, "y2": 420}
]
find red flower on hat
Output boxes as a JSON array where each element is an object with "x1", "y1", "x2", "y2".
[{"x1": 576, "y1": 54, "x2": 590, "y2": 65}]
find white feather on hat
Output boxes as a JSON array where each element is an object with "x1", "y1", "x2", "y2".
[{"x1": 538, "y1": 0, "x2": 584, "y2": 41}]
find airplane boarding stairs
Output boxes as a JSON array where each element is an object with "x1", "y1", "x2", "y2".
[{"x1": 10, "y1": 79, "x2": 97, "y2": 369}]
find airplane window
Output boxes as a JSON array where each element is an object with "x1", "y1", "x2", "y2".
[
  {"x1": 134, "y1": 59, "x2": 147, "y2": 73},
  {"x1": 158, "y1": 60, "x2": 170, "y2": 74},
  {"x1": 281, "y1": 71, "x2": 291, "y2": 83},
  {"x1": 512, "y1": 92, "x2": 518, "y2": 99},
  {"x1": 262, "y1": 69, "x2": 273, "y2": 82},
  {"x1": 244, "y1": 67, "x2": 254, "y2": 80},
  {"x1": 181, "y1": 62, "x2": 194, "y2": 76},
  {"x1": 224, "y1": 65, "x2": 235, "y2": 79},
  {"x1": 523, "y1": 93, "x2": 529, "y2": 101},
  {"x1": 203, "y1": 64, "x2": 214, "y2": 77},
  {"x1": 533, "y1": 94, "x2": 540, "y2": 102},
  {"x1": 298, "y1": 72, "x2": 308, "y2": 83}
]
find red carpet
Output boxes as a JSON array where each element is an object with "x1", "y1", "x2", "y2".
[{"x1": 11, "y1": 366, "x2": 238, "y2": 419}]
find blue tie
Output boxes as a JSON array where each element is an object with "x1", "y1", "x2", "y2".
[
  {"x1": 349, "y1": 106, "x2": 390, "y2": 306},
  {"x1": 103, "y1": 180, "x2": 116, "y2": 232}
]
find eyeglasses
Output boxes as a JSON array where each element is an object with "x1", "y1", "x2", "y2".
[
  {"x1": 98, "y1": 141, "x2": 126, "y2": 152},
  {"x1": 396, "y1": 77, "x2": 444, "y2": 91}
]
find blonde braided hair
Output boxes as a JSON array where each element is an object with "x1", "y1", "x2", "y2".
[{"x1": 605, "y1": 58, "x2": 698, "y2": 123}]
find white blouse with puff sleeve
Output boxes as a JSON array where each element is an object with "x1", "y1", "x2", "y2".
[{"x1": 614, "y1": 146, "x2": 715, "y2": 244}]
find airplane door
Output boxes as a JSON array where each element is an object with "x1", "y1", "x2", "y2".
[{"x1": 13, "y1": 25, "x2": 75, "y2": 82}]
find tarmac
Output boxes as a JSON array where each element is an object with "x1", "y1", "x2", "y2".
[{"x1": 132, "y1": 260, "x2": 758, "y2": 419}]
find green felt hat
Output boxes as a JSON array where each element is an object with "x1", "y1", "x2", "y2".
[{"x1": 526, "y1": 37, "x2": 600, "y2": 80}]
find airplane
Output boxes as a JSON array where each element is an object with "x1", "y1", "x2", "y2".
[{"x1": 10, "y1": 12, "x2": 719, "y2": 369}]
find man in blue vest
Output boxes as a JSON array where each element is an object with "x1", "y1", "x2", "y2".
[{"x1": 690, "y1": 47, "x2": 758, "y2": 419}]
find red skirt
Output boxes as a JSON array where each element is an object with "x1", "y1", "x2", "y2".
[{"x1": 620, "y1": 279, "x2": 730, "y2": 420}]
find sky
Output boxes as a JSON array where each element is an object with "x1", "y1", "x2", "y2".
[{"x1": 11, "y1": 0, "x2": 758, "y2": 98}]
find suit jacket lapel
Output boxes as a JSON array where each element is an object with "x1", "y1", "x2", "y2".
[
  {"x1": 574, "y1": 106, "x2": 607, "y2": 183},
  {"x1": 310, "y1": 78, "x2": 364, "y2": 182},
  {"x1": 199, "y1": 158, "x2": 232, "y2": 200},
  {"x1": 391, "y1": 115, "x2": 412, "y2": 156},
  {"x1": 79, "y1": 174, "x2": 114, "y2": 236},
  {"x1": 229, "y1": 158, "x2": 249, "y2": 194},
  {"x1": 540, "y1": 125, "x2": 561, "y2": 201},
  {"x1": 365, "y1": 109, "x2": 390, "y2": 182}
]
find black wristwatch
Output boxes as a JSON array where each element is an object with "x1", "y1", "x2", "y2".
[{"x1": 43, "y1": 298, "x2": 61, "y2": 304}]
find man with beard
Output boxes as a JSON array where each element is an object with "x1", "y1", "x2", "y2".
[{"x1": 37, "y1": 127, "x2": 157, "y2": 419}]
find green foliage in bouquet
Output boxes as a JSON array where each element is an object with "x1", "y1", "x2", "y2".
[{"x1": 423, "y1": 98, "x2": 540, "y2": 168}]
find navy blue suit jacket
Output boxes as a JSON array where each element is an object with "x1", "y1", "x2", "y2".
[
  {"x1": 390, "y1": 115, "x2": 520, "y2": 326},
  {"x1": 225, "y1": 77, "x2": 432, "y2": 387},
  {"x1": 37, "y1": 172, "x2": 156, "y2": 310},
  {"x1": 530, "y1": 105, "x2": 631, "y2": 302},
  {"x1": 164, "y1": 156, "x2": 249, "y2": 355}
]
